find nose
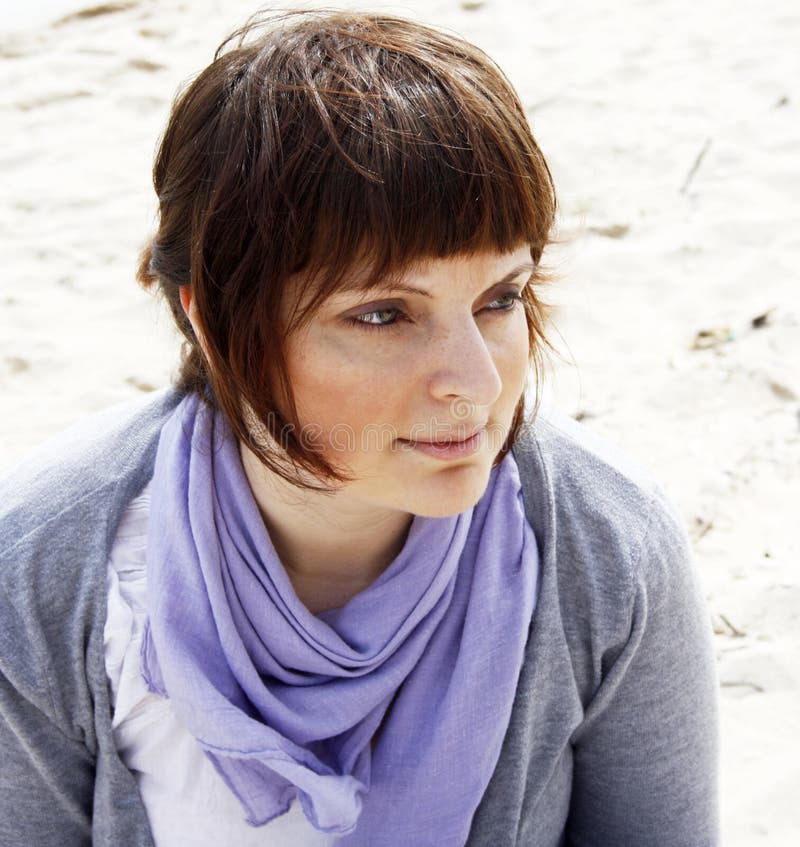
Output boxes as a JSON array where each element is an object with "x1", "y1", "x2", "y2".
[{"x1": 426, "y1": 320, "x2": 503, "y2": 411}]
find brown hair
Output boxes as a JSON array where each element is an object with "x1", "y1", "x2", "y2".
[{"x1": 138, "y1": 9, "x2": 557, "y2": 489}]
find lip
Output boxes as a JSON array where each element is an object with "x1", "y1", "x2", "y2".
[{"x1": 398, "y1": 429, "x2": 486, "y2": 461}]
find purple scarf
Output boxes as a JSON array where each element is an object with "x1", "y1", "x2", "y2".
[{"x1": 142, "y1": 393, "x2": 538, "y2": 846}]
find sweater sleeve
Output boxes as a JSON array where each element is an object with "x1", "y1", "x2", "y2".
[
  {"x1": 0, "y1": 389, "x2": 179, "y2": 846},
  {"x1": 565, "y1": 486, "x2": 720, "y2": 847},
  {"x1": 0, "y1": 587, "x2": 94, "y2": 847}
]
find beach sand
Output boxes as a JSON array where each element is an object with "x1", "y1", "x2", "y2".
[{"x1": 2, "y1": 0, "x2": 798, "y2": 842}]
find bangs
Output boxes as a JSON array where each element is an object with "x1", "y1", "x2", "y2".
[
  {"x1": 301, "y1": 83, "x2": 552, "y2": 304},
  {"x1": 209, "y1": 11, "x2": 556, "y2": 323},
  {"x1": 300, "y1": 66, "x2": 552, "y2": 270}
]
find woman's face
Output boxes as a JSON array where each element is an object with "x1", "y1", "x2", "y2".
[{"x1": 284, "y1": 245, "x2": 534, "y2": 517}]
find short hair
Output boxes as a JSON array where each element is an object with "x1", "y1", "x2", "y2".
[{"x1": 138, "y1": 9, "x2": 557, "y2": 489}]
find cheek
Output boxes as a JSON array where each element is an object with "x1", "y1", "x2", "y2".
[
  {"x1": 289, "y1": 348, "x2": 401, "y2": 437},
  {"x1": 495, "y1": 317, "x2": 531, "y2": 398}
]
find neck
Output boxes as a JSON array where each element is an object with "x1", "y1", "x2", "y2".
[{"x1": 239, "y1": 443, "x2": 414, "y2": 614}]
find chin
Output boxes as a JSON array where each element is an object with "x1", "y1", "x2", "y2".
[{"x1": 405, "y1": 463, "x2": 494, "y2": 518}]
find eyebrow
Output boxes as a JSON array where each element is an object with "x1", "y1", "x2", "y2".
[{"x1": 367, "y1": 262, "x2": 536, "y2": 298}]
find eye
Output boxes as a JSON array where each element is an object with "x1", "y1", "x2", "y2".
[
  {"x1": 484, "y1": 290, "x2": 523, "y2": 312},
  {"x1": 347, "y1": 307, "x2": 404, "y2": 329}
]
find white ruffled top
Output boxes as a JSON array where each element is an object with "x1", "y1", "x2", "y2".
[{"x1": 103, "y1": 482, "x2": 338, "y2": 846}]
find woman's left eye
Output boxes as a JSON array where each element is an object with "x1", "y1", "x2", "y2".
[
  {"x1": 485, "y1": 290, "x2": 523, "y2": 312},
  {"x1": 347, "y1": 308, "x2": 403, "y2": 329}
]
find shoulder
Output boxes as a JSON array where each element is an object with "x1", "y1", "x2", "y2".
[
  {"x1": 513, "y1": 407, "x2": 685, "y2": 561},
  {"x1": 0, "y1": 388, "x2": 183, "y2": 728},
  {"x1": 517, "y1": 408, "x2": 666, "y2": 517},
  {"x1": 512, "y1": 409, "x2": 696, "y2": 682},
  {"x1": 0, "y1": 387, "x2": 182, "y2": 555}
]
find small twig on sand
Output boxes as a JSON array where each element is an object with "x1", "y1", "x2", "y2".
[
  {"x1": 720, "y1": 681, "x2": 765, "y2": 693},
  {"x1": 718, "y1": 613, "x2": 746, "y2": 638},
  {"x1": 680, "y1": 138, "x2": 712, "y2": 194}
]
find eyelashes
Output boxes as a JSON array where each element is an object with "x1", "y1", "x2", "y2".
[
  {"x1": 346, "y1": 290, "x2": 524, "y2": 332},
  {"x1": 347, "y1": 307, "x2": 404, "y2": 329}
]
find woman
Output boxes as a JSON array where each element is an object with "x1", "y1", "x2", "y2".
[{"x1": 0, "y1": 9, "x2": 718, "y2": 846}]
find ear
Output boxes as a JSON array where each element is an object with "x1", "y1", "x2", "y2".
[
  {"x1": 179, "y1": 284, "x2": 192, "y2": 316},
  {"x1": 178, "y1": 285, "x2": 208, "y2": 358}
]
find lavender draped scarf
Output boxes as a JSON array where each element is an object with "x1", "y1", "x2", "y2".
[{"x1": 141, "y1": 393, "x2": 538, "y2": 846}]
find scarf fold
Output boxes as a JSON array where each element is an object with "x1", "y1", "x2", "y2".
[{"x1": 142, "y1": 393, "x2": 538, "y2": 846}]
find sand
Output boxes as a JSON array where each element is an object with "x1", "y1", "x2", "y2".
[{"x1": 1, "y1": 0, "x2": 798, "y2": 843}]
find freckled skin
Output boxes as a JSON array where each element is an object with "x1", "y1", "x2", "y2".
[{"x1": 284, "y1": 245, "x2": 532, "y2": 518}]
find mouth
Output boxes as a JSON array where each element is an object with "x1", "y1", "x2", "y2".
[{"x1": 397, "y1": 428, "x2": 486, "y2": 460}]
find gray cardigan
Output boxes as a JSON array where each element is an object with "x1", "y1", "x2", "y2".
[{"x1": 0, "y1": 389, "x2": 719, "y2": 846}]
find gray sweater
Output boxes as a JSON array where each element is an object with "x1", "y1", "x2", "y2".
[{"x1": 0, "y1": 389, "x2": 719, "y2": 846}]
